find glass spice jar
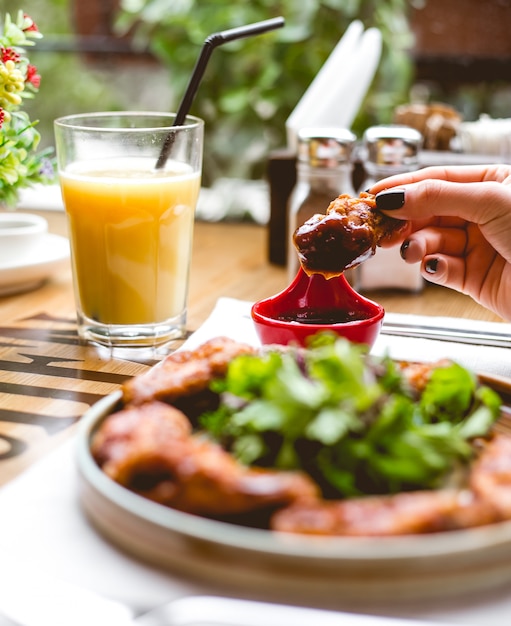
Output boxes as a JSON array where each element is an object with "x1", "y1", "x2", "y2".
[
  {"x1": 356, "y1": 124, "x2": 424, "y2": 292},
  {"x1": 287, "y1": 127, "x2": 356, "y2": 279}
]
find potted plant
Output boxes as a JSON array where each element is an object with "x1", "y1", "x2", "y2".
[{"x1": 0, "y1": 10, "x2": 55, "y2": 209}]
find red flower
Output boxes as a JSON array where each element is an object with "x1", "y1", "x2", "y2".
[
  {"x1": 23, "y1": 14, "x2": 39, "y2": 33},
  {"x1": 26, "y1": 64, "x2": 41, "y2": 88},
  {"x1": 1, "y1": 47, "x2": 20, "y2": 63},
  {"x1": 0, "y1": 108, "x2": 4, "y2": 129}
]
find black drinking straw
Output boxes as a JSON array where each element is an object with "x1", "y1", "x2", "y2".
[{"x1": 155, "y1": 16, "x2": 285, "y2": 169}]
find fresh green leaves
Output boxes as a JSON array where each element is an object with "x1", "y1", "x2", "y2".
[
  {"x1": 201, "y1": 335, "x2": 502, "y2": 498},
  {"x1": 420, "y1": 362, "x2": 476, "y2": 423}
]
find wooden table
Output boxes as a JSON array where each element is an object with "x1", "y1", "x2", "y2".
[{"x1": 0, "y1": 209, "x2": 503, "y2": 486}]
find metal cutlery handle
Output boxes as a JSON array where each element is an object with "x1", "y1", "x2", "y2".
[{"x1": 381, "y1": 322, "x2": 511, "y2": 349}]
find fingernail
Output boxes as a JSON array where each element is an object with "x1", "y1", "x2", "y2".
[
  {"x1": 400, "y1": 240, "x2": 410, "y2": 260},
  {"x1": 425, "y1": 258, "x2": 439, "y2": 274},
  {"x1": 375, "y1": 189, "x2": 405, "y2": 211}
]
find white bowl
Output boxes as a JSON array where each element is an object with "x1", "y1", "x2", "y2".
[{"x1": 0, "y1": 212, "x2": 48, "y2": 264}]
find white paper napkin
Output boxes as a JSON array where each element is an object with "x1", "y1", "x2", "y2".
[
  {"x1": 1, "y1": 298, "x2": 511, "y2": 625},
  {"x1": 286, "y1": 20, "x2": 364, "y2": 149},
  {"x1": 286, "y1": 21, "x2": 381, "y2": 151}
]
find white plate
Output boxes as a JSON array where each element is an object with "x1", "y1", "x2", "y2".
[
  {"x1": 0, "y1": 233, "x2": 70, "y2": 296},
  {"x1": 77, "y1": 391, "x2": 511, "y2": 608}
]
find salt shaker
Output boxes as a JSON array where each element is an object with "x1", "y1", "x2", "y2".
[
  {"x1": 287, "y1": 127, "x2": 356, "y2": 279},
  {"x1": 356, "y1": 124, "x2": 424, "y2": 292}
]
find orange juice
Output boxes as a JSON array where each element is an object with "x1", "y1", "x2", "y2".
[{"x1": 60, "y1": 157, "x2": 200, "y2": 326}]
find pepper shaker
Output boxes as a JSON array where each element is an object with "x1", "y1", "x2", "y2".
[{"x1": 356, "y1": 124, "x2": 424, "y2": 292}]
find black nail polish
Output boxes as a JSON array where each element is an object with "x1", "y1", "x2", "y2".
[
  {"x1": 400, "y1": 240, "x2": 410, "y2": 260},
  {"x1": 375, "y1": 189, "x2": 405, "y2": 211},
  {"x1": 425, "y1": 258, "x2": 439, "y2": 274}
]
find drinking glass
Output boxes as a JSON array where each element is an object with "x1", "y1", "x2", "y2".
[{"x1": 54, "y1": 112, "x2": 203, "y2": 350}]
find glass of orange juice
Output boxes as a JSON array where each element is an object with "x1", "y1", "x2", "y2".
[{"x1": 54, "y1": 112, "x2": 203, "y2": 350}]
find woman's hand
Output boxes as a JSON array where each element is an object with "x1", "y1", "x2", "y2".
[{"x1": 368, "y1": 164, "x2": 511, "y2": 321}]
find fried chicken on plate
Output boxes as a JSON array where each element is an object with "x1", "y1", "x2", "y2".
[
  {"x1": 91, "y1": 398, "x2": 318, "y2": 516},
  {"x1": 90, "y1": 337, "x2": 510, "y2": 537},
  {"x1": 123, "y1": 336, "x2": 255, "y2": 406}
]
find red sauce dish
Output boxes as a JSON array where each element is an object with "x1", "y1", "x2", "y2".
[{"x1": 251, "y1": 268, "x2": 384, "y2": 348}]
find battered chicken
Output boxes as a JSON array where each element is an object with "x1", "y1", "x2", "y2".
[
  {"x1": 91, "y1": 401, "x2": 192, "y2": 504},
  {"x1": 91, "y1": 399, "x2": 319, "y2": 516},
  {"x1": 271, "y1": 489, "x2": 472, "y2": 536},
  {"x1": 469, "y1": 434, "x2": 511, "y2": 520},
  {"x1": 123, "y1": 336, "x2": 256, "y2": 406},
  {"x1": 293, "y1": 192, "x2": 405, "y2": 278}
]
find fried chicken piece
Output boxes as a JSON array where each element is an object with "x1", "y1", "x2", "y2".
[
  {"x1": 270, "y1": 486, "x2": 501, "y2": 536},
  {"x1": 92, "y1": 400, "x2": 319, "y2": 516},
  {"x1": 469, "y1": 434, "x2": 511, "y2": 520},
  {"x1": 293, "y1": 192, "x2": 405, "y2": 278},
  {"x1": 91, "y1": 401, "x2": 192, "y2": 504},
  {"x1": 123, "y1": 336, "x2": 256, "y2": 406},
  {"x1": 271, "y1": 490, "x2": 464, "y2": 536},
  {"x1": 163, "y1": 435, "x2": 319, "y2": 516}
]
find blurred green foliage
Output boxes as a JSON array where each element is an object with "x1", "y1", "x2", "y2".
[
  {"x1": 0, "y1": 0, "x2": 132, "y2": 154},
  {"x1": 1, "y1": 0, "x2": 415, "y2": 185},
  {"x1": 3, "y1": 1, "x2": 509, "y2": 188},
  {"x1": 115, "y1": 0, "x2": 415, "y2": 184}
]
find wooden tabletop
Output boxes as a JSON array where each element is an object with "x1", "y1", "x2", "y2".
[{"x1": 0, "y1": 209, "x2": 504, "y2": 486}]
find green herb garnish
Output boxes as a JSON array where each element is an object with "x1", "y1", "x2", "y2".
[{"x1": 200, "y1": 334, "x2": 502, "y2": 498}]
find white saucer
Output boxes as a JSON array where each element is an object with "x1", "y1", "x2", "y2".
[{"x1": 0, "y1": 233, "x2": 70, "y2": 296}]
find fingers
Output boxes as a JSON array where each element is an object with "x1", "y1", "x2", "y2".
[
  {"x1": 369, "y1": 164, "x2": 511, "y2": 195},
  {"x1": 418, "y1": 254, "x2": 466, "y2": 292},
  {"x1": 421, "y1": 252, "x2": 511, "y2": 321},
  {"x1": 374, "y1": 178, "x2": 511, "y2": 227},
  {"x1": 400, "y1": 227, "x2": 468, "y2": 264},
  {"x1": 365, "y1": 164, "x2": 511, "y2": 321}
]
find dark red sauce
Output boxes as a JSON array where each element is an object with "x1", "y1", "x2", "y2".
[{"x1": 276, "y1": 307, "x2": 372, "y2": 325}]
